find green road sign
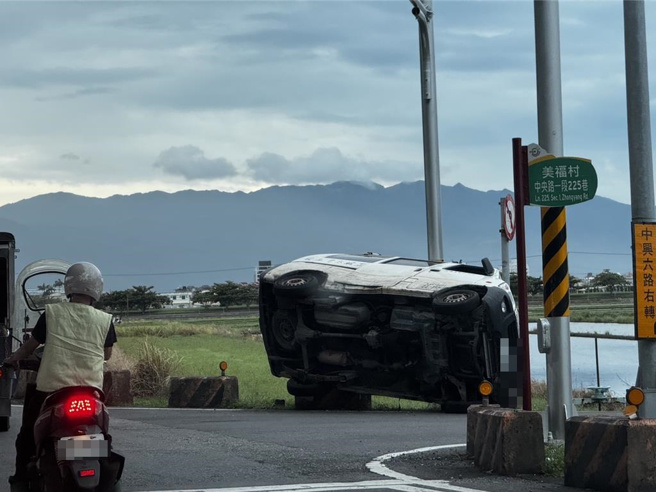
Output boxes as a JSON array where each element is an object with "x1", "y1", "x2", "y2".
[{"x1": 528, "y1": 156, "x2": 597, "y2": 207}]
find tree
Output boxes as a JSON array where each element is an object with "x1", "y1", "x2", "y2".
[
  {"x1": 130, "y1": 285, "x2": 171, "y2": 312},
  {"x1": 96, "y1": 290, "x2": 132, "y2": 312},
  {"x1": 96, "y1": 287, "x2": 170, "y2": 313},
  {"x1": 527, "y1": 276, "x2": 544, "y2": 296},
  {"x1": 591, "y1": 270, "x2": 628, "y2": 293},
  {"x1": 192, "y1": 281, "x2": 259, "y2": 308},
  {"x1": 191, "y1": 290, "x2": 215, "y2": 308},
  {"x1": 569, "y1": 276, "x2": 583, "y2": 293},
  {"x1": 175, "y1": 285, "x2": 195, "y2": 293},
  {"x1": 37, "y1": 283, "x2": 55, "y2": 298},
  {"x1": 508, "y1": 273, "x2": 543, "y2": 296}
]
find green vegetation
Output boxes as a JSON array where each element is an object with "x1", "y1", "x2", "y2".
[
  {"x1": 527, "y1": 291, "x2": 634, "y2": 324},
  {"x1": 112, "y1": 291, "x2": 635, "y2": 411},
  {"x1": 544, "y1": 441, "x2": 565, "y2": 477},
  {"x1": 96, "y1": 285, "x2": 171, "y2": 313},
  {"x1": 191, "y1": 281, "x2": 258, "y2": 308},
  {"x1": 114, "y1": 317, "x2": 436, "y2": 410}
]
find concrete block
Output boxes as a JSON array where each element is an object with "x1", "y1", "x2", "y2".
[
  {"x1": 627, "y1": 419, "x2": 656, "y2": 492},
  {"x1": 467, "y1": 404, "x2": 499, "y2": 458},
  {"x1": 467, "y1": 406, "x2": 544, "y2": 476},
  {"x1": 565, "y1": 416, "x2": 628, "y2": 492},
  {"x1": 168, "y1": 376, "x2": 239, "y2": 408},
  {"x1": 103, "y1": 370, "x2": 133, "y2": 407}
]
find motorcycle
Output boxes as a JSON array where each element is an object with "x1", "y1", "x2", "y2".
[{"x1": 5, "y1": 357, "x2": 124, "y2": 492}]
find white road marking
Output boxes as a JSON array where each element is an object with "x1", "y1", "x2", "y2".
[
  {"x1": 140, "y1": 444, "x2": 487, "y2": 492},
  {"x1": 367, "y1": 444, "x2": 483, "y2": 492}
]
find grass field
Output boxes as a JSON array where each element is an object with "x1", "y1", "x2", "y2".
[
  {"x1": 114, "y1": 293, "x2": 634, "y2": 410},
  {"x1": 114, "y1": 318, "x2": 435, "y2": 411}
]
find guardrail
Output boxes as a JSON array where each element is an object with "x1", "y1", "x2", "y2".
[{"x1": 529, "y1": 329, "x2": 633, "y2": 409}]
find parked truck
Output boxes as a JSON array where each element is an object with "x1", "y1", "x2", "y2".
[{"x1": 0, "y1": 232, "x2": 17, "y2": 431}]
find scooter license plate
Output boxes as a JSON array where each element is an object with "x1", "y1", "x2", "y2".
[{"x1": 57, "y1": 434, "x2": 110, "y2": 460}]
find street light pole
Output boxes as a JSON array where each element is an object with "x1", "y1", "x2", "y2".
[
  {"x1": 410, "y1": 0, "x2": 443, "y2": 263},
  {"x1": 624, "y1": 0, "x2": 656, "y2": 419}
]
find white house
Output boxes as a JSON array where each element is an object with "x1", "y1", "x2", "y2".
[{"x1": 161, "y1": 292, "x2": 194, "y2": 309}]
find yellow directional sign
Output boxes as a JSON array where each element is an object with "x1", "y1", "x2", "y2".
[{"x1": 633, "y1": 222, "x2": 656, "y2": 339}]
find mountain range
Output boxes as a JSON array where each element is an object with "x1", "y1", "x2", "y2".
[{"x1": 0, "y1": 181, "x2": 633, "y2": 292}]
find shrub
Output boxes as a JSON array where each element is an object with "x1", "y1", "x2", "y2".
[
  {"x1": 131, "y1": 340, "x2": 183, "y2": 397},
  {"x1": 104, "y1": 346, "x2": 135, "y2": 373}
]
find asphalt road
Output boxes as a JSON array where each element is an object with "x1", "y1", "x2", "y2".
[{"x1": 1, "y1": 405, "x2": 581, "y2": 492}]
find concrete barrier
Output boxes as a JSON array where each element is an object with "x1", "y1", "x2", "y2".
[
  {"x1": 13, "y1": 370, "x2": 132, "y2": 407},
  {"x1": 565, "y1": 416, "x2": 656, "y2": 492},
  {"x1": 168, "y1": 376, "x2": 239, "y2": 408},
  {"x1": 102, "y1": 370, "x2": 133, "y2": 407},
  {"x1": 467, "y1": 406, "x2": 544, "y2": 476},
  {"x1": 627, "y1": 419, "x2": 656, "y2": 491}
]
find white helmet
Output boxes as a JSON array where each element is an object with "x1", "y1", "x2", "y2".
[{"x1": 64, "y1": 262, "x2": 104, "y2": 302}]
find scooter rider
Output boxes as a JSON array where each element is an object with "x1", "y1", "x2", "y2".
[{"x1": 3, "y1": 262, "x2": 117, "y2": 491}]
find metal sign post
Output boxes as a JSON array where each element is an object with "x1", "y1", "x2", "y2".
[
  {"x1": 512, "y1": 138, "x2": 531, "y2": 411},
  {"x1": 534, "y1": 0, "x2": 575, "y2": 440},
  {"x1": 624, "y1": 0, "x2": 656, "y2": 420},
  {"x1": 410, "y1": 0, "x2": 443, "y2": 263}
]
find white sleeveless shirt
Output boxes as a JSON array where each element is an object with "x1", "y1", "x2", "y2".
[{"x1": 36, "y1": 302, "x2": 112, "y2": 393}]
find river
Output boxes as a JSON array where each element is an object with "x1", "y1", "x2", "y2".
[{"x1": 528, "y1": 322, "x2": 637, "y2": 396}]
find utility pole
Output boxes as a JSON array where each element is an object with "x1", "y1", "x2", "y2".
[
  {"x1": 624, "y1": 0, "x2": 656, "y2": 419},
  {"x1": 410, "y1": 0, "x2": 443, "y2": 262},
  {"x1": 534, "y1": 0, "x2": 574, "y2": 440}
]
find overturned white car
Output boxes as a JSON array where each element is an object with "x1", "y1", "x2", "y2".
[{"x1": 258, "y1": 253, "x2": 522, "y2": 411}]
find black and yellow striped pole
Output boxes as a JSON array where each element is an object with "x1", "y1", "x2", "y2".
[{"x1": 541, "y1": 207, "x2": 570, "y2": 318}]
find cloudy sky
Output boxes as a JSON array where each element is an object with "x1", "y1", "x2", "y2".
[{"x1": 0, "y1": 0, "x2": 654, "y2": 207}]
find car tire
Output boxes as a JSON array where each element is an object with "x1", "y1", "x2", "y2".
[
  {"x1": 0, "y1": 415, "x2": 8, "y2": 432},
  {"x1": 440, "y1": 400, "x2": 471, "y2": 414},
  {"x1": 432, "y1": 289, "x2": 480, "y2": 314},
  {"x1": 271, "y1": 311, "x2": 298, "y2": 352},
  {"x1": 273, "y1": 272, "x2": 319, "y2": 298},
  {"x1": 287, "y1": 379, "x2": 321, "y2": 397},
  {"x1": 294, "y1": 385, "x2": 371, "y2": 411}
]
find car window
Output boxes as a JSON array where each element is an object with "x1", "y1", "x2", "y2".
[
  {"x1": 382, "y1": 258, "x2": 434, "y2": 267},
  {"x1": 326, "y1": 254, "x2": 388, "y2": 263}
]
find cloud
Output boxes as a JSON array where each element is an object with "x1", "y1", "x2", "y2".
[
  {"x1": 60, "y1": 153, "x2": 80, "y2": 161},
  {"x1": 37, "y1": 87, "x2": 114, "y2": 102},
  {"x1": 246, "y1": 147, "x2": 421, "y2": 185},
  {"x1": 153, "y1": 145, "x2": 237, "y2": 181},
  {"x1": 0, "y1": 67, "x2": 154, "y2": 91}
]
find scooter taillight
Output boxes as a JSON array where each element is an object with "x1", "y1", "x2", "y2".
[{"x1": 65, "y1": 395, "x2": 96, "y2": 418}]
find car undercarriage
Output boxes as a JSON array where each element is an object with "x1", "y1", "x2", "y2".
[{"x1": 259, "y1": 268, "x2": 521, "y2": 411}]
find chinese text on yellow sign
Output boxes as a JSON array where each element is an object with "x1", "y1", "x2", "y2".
[{"x1": 633, "y1": 223, "x2": 656, "y2": 339}]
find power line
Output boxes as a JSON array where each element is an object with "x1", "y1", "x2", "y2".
[
  {"x1": 104, "y1": 267, "x2": 254, "y2": 277},
  {"x1": 104, "y1": 250, "x2": 633, "y2": 278}
]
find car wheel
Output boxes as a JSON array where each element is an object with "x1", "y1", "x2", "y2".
[
  {"x1": 273, "y1": 272, "x2": 319, "y2": 298},
  {"x1": 0, "y1": 416, "x2": 8, "y2": 432},
  {"x1": 294, "y1": 385, "x2": 371, "y2": 411},
  {"x1": 287, "y1": 379, "x2": 321, "y2": 397},
  {"x1": 271, "y1": 311, "x2": 298, "y2": 352},
  {"x1": 432, "y1": 289, "x2": 480, "y2": 314},
  {"x1": 440, "y1": 400, "x2": 471, "y2": 414}
]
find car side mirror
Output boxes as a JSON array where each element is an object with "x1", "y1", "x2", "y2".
[{"x1": 481, "y1": 258, "x2": 494, "y2": 276}]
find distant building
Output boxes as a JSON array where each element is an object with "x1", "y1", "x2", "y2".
[
  {"x1": 255, "y1": 260, "x2": 272, "y2": 282},
  {"x1": 160, "y1": 292, "x2": 194, "y2": 309}
]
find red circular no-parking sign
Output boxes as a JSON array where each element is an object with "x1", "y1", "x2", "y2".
[{"x1": 503, "y1": 195, "x2": 516, "y2": 241}]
